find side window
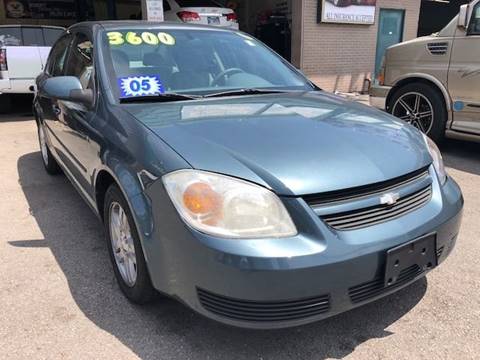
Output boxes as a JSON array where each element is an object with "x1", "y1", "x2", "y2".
[
  {"x1": 43, "y1": 28, "x2": 65, "y2": 47},
  {"x1": 64, "y1": 33, "x2": 94, "y2": 90},
  {"x1": 22, "y1": 27, "x2": 45, "y2": 46},
  {"x1": 469, "y1": 3, "x2": 480, "y2": 35},
  {"x1": 163, "y1": 0, "x2": 171, "y2": 11},
  {"x1": 46, "y1": 34, "x2": 73, "y2": 76}
]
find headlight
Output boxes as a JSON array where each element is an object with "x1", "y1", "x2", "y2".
[
  {"x1": 162, "y1": 170, "x2": 297, "y2": 239},
  {"x1": 423, "y1": 134, "x2": 447, "y2": 185}
]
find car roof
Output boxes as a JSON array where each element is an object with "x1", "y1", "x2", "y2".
[
  {"x1": 68, "y1": 20, "x2": 236, "y2": 33},
  {"x1": 0, "y1": 24, "x2": 65, "y2": 30}
]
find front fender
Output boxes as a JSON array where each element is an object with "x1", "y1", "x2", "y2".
[{"x1": 391, "y1": 73, "x2": 452, "y2": 112}]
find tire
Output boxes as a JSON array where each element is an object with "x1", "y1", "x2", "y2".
[
  {"x1": 104, "y1": 184, "x2": 156, "y2": 304},
  {"x1": 37, "y1": 122, "x2": 61, "y2": 175},
  {"x1": 388, "y1": 83, "x2": 447, "y2": 143},
  {"x1": 0, "y1": 94, "x2": 12, "y2": 113}
]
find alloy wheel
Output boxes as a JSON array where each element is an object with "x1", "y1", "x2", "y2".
[
  {"x1": 392, "y1": 92, "x2": 434, "y2": 134},
  {"x1": 109, "y1": 202, "x2": 137, "y2": 287}
]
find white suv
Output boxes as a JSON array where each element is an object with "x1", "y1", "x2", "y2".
[{"x1": 0, "y1": 25, "x2": 64, "y2": 112}]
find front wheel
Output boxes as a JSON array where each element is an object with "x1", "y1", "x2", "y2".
[
  {"x1": 104, "y1": 184, "x2": 156, "y2": 304},
  {"x1": 388, "y1": 83, "x2": 447, "y2": 143}
]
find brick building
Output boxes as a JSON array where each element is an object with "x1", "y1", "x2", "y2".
[{"x1": 293, "y1": 0, "x2": 421, "y2": 93}]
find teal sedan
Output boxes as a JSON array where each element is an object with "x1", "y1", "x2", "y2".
[{"x1": 33, "y1": 21, "x2": 463, "y2": 329}]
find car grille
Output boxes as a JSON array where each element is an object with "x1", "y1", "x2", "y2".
[
  {"x1": 197, "y1": 288, "x2": 330, "y2": 322},
  {"x1": 321, "y1": 185, "x2": 432, "y2": 231},
  {"x1": 348, "y1": 264, "x2": 423, "y2": 304}
]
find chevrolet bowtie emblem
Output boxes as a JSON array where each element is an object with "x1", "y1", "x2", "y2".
[{"x1": 380, "y1": 192, "x2": 400, "y2": 206}]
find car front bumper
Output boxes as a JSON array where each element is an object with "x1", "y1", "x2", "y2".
[
  {"x1": 369, "y1": 84, "x2": 391, "y2": 110},
  {"x1": 142, "y1": 173, "x2": 463, "y2": 329}
]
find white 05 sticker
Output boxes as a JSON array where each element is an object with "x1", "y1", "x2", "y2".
[{"x1": 118, "y1": 75, "x2": 164, "y2": 97}]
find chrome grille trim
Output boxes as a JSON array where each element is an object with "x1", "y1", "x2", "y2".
[{"x1": 322, "y1": 185, "x2": 432, "y2": 231}]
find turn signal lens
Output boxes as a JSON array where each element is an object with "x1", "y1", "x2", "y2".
[
  {"x1": 163, "y1": 170, "x2": 297, "y2": 239},
  {"x1": 183, "y1": 182, "x2": 221, "y2": 214}
]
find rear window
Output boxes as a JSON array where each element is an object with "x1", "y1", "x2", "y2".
[
  {"x1": 43, "y1": 28, "x2": 64, "y2": 46},
  {"x1": 0, "y1": 27, "x2": 22, "y2": 46},
  {"x1": 22, "y1": 27, "x2": 44, "y2": 46},
  {"x1": 176, "y1": 0, "x2": 223, "y2": 7},
  {"x1": 0, "y1": 27, "x2": 63, "y2": 47}
]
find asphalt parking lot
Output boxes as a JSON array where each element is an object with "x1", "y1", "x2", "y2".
[{"x1": 0, "y1": 99, "x2": 479, "y2": 359}]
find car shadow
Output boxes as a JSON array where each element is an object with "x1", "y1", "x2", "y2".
[
  {"x1": 442, "y1": 139, "x2": 480, "y2": 176},
  {"x1": 0, "y1": 94, "x2": 34, "y2": 121},
  {"x1": 15, "y1": 151, "x2": 427, "y2": 360}
]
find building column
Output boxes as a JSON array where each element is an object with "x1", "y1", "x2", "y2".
[
  {"x1": 106, "y1": 0, "x2": 117, "y2": 20},
  {"x1": 291, "y1": 0, "x2": 304, "y2": 69},
  {"x1": 141, "y1": 0, "x2": 164, "y2": 21}
]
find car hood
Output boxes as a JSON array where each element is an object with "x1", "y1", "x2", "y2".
[{"x1": 126, "y1": 92, "x2": 431, "y2": 196}]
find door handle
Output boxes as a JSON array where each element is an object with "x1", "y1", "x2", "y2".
[{"x1": 52, "y1": 105, "x2": 61, "y2": 116}]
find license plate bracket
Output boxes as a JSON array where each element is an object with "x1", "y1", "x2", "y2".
[
  {"x1": 208, "y1": 16, "x2": 220, "y2": 25},
  {"x1": 384, "y1": 233, "x2": 437, "y2": 287}
]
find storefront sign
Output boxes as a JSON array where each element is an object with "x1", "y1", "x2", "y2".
[
  {"x1": 4, "y1": 0, "x2": 76, "y2": 20},
  {"x1": 317, "y1": 0, "x2": 377, "y2": 25}
]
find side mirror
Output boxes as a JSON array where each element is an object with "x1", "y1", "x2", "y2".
[
  {"x1": 39, "y1": 76, "x2": 93, "y2": 106},
  {"x1": 458, "y1": 4, "x2": 469, "y2": 29}
]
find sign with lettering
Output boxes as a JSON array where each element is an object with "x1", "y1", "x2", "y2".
[
  {"x1": 318, "y1": 0, "x2": 377, "y2": 25},
  {"x1": 142, "y1": 0, "x2": 164, "y2": 21},
  {"x1": 4, "y1": 0, "x2": 76, "y2": 20}
]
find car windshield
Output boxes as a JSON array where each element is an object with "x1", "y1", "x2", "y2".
[{"x1": 103, "y1": 28, "x2": 312, "y2": 100}]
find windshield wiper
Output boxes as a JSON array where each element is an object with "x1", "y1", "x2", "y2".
[
  {"x1": 120, "y1": 93, "x2": 200, "y2": 103},
  {"x1": 203, "y1": 88, "x2": 291, "y2": 98}
]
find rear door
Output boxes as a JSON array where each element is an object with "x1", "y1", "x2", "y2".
[{"x1": 448, "y1": 1, "x2": 480, "y2": 134}]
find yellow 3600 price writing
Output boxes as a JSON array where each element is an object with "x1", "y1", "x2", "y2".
[{"x1": 107, "y1": 31, "x2": 176, "y2": 46}]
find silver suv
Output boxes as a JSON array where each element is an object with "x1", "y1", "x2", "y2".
[{"x1": 370, "y1": 1, "x2": 480, "y2": 143}]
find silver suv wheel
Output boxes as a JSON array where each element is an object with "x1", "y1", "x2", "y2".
[{"x1": 392, "y1": 92, "x2": 434, "y2": 134}]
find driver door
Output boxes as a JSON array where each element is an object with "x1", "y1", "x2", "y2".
[
  {"x1": 56, "y1": 31, "x2": 98, "y2": 200},
  {"x1": 448, "y1": 1, "x2": 480, "y2": 134}
]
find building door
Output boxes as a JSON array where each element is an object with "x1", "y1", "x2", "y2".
[{"x1": 375, "y1": 9, "x2": 405, "y2": 76}]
